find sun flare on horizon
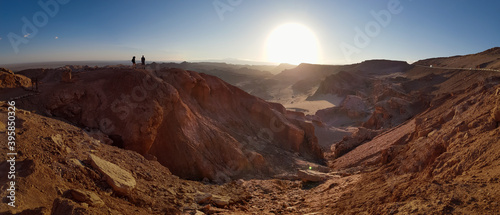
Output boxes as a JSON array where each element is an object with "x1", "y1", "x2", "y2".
[{"x1": 266, "y1": 23, "x2": 320, "y2": 65}]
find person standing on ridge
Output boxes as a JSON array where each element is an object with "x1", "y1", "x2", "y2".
[
  {"x1": 141, "y1": 55, "x2": 146, "y2": 68},
  {"x1": 132, "y1": 56, "x2": 136, "y2": 68}
]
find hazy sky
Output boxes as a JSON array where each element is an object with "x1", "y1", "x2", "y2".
[{"x1": 1, "y1": 0, "x2": 499, "y2": 65}]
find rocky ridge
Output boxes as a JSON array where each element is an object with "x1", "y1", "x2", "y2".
[{"x1": 8, "y1": 66, "x2": 324, "y2": 182}]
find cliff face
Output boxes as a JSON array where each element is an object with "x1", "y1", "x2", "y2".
[
  {"x1": 15, "y1": 67, "x2": 324, "y2": 181},
  {"x1": 0, "y1": 68, "x2": 32, "y2": 89}
]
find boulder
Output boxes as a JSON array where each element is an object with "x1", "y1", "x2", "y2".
[
  {"x1": 211, "y1": 195, "x2": 231, "y2": 208},
  {"x1": 194, "y1": 210, "x2": 206, "y2": 215},
  {"x1": 70, "y1": 189, "x2": 105, "y2": 207},
  {"x1": 51, "y1": 198, "x2": 89, "y2": 215},
  {"x1": 297, "y1": 169, "x2": 328, "y2": 182},
  {"x1": 88, "y1": 154, "x2": 136, "y2": 195},
  {"x1": 50, "y1": 134, "x2": 64, "y2": 147},
  {"x1": 340, "y1": 95, "x2": 368, "y2": 118},
  {"x1": 68, "y1": 158, "x2": 85, "y2": 168},
  {"x1": 194, "y1": 192, "x2": 212, "y2": 204}
]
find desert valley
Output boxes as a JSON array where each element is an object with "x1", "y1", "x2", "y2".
[{"x1": 1, "y1": 47, "x2": 500, "y2": 214}]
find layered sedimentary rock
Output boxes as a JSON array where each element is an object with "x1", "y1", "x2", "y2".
[{"x1": 16, "y1": 67, "x2": 324, "y2": 181}]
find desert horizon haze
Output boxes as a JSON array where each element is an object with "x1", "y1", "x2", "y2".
[
  {"x1": 1, "y1": 0, "x2": 500, "y2": 65},
  {"x1": 2, "y1": 0, "x2": 500, "y2": 214}
]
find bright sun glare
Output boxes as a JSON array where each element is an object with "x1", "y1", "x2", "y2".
[{"x1": 266, "y1": 23, "x2": 320, "y2": 65}]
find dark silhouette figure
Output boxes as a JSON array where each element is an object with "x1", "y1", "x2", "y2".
[
  {"x1": 132, "y1": 56, "x2": 136, "y2": 68},
  {"x1": 141, "y1": 55, "x2": 145, "y2": 66},
  {"x1": 31, "y1": 78, "x2": 38, "y2": 91}
]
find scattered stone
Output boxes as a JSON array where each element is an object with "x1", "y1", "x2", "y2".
[
  {"x1": 194, "y1": 192, "x2": 212, "y2": 204},
  {"x1": 235, "y1": 179, "x2": 245, "y2": 186},
  {"x1": 70, "y1": 189, "x2": 105, "y2": 207},
  {"x1": 88, "y1": 154, "x2": 136, "y2": 195},
  {"x1": 68, "y1": 159, "x2": 85, "y2": 168},
  {"x1": 194, "y1": 210, "x2": 206, "y2": 215},
  {"x1": 51, "y1": 197, "x2": 89, "y2": 215},
  {"x1": 0, "y1": 67, "x2": 14, "y2": 74},
  {"x1": 313, "y1": 165, "x2": 331, "y2": 173},
  {"x1": 199, "y1": 204, "x2": 211, "y2": 214},
  {"x1": 418, "y1": 128, "x2": 433, "y2": 138},
  {"x1": 51, "y1": 134, "x2": 64, "y2": 146},
  {"x1": 90, "y1": 140, "x2": 101, "y2": 149},
  {"x1": 297, "y1": 169, "x2": 328, "y2": 182},
  {"x1": 427, "y1": 130, "x2": 438, "y2": 137},
  {"x1": 212, "y1": 195, "x2": 231, "y2": 208}
]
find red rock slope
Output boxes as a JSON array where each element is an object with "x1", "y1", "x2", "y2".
[{"x1": 13, "y1": 67, "x2": 324, "y2": 181}]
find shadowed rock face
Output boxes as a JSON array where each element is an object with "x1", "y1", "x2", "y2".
[{"x1": 16, "y1": 67, "x2": 324, "y2": 181}]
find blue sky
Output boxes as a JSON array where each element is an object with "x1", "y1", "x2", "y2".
[{"x1": 0, "y1": 0, "x2": 499, "y2": 65}]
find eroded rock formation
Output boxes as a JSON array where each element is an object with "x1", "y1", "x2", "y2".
[{"x1": 15, "y1": 67, "x2": 324, "y2": 181}]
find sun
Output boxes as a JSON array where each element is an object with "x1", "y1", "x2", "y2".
[{"x1": 266, "y1": 23, "x2": 320, "y2": 65}]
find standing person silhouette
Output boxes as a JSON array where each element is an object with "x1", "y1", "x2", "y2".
[
  {"x1": 132, "y1": 56, "x2": 136, "y2": 68},
  {"x1": 141, "y1": 55, "x2": 146, "y2": 68}
]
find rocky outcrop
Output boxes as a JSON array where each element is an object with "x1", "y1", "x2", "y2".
[
  {"x1": 51, "y1": 198, "x2": 90, "y2": 215},
  {"x1": 493, "y1": 88, "x2": 500, "y2": 123},
  {"x1": 70, "y1": 189, "x2": 105, "y2": 207},
  {"x1": 194, "y1": 192, "x2": 213, "y2": 204},
  {"x1": 88, "y1": 154, "x2": 136, "y2": 195},
  {"x1": 362, "y1": 96, "x2": 424, "y2": 130},
  {"x1": 0, "y1": 68, "x2": 32, "y2": 89},
  {"x1": 312, "y1": 71, "x2": 370, "y2": 97},
  {"x1": 193, "y1": 192, "x2": 232, "y2": 208},
  {"x1": 212, "y1": 195, "x2": 232, "y2": 207},
  {"x1": 340, "y1": 95, "x2": 369, "y2": 118},
  {"x1": 332, "y1": 127, "x2": 380, "y2": 158},
  {"x1": 297, "y1": 169, "x2": 329, "y2": 182},
  {"x1": 16, "y1": 67, "x2": 324, "y2": 181},
  {"x1": 1, "y1": 67, "x2": 14, "y2": 74}
]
